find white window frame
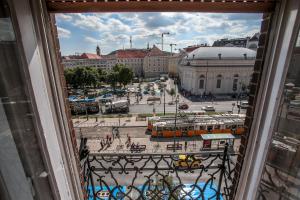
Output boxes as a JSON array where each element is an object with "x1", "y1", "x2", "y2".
[{"x1": 235, "y1": 0, "x2": 300, "y2": 199}]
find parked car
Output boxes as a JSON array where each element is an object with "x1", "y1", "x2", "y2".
[
  {"x1": 201, "y1": 106, "x2": 215, "y2": 112},
  {"x1": 168, "y1": 101, "x2": 174, "y2": 105},
  {"x1": 174, "y1": 155, "x2": 201, "y2": 169},
  {"x1": 179, "y1": 103, "x2": 189, "y2": 110},
  {"x1": 143, "y1": 90, "x2": 149, "y2": 95},
  {"x1": 237, "y1": 101, "x2": 249, "y2": 109}
]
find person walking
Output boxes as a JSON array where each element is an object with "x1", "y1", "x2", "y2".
[{"x1": 184, "y1": 141, "x2": 187, "y2": 152}]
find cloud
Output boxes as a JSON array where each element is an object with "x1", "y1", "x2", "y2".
[
  {"x1": 84, "y1": 36, "x2": 101, "y2": 43},
  {"x1": 57, "y1": 27, "x2": 71, "y2": 38},
  {"x1": 56, "y1": 12, "x2": 261, "y2": 55},
  {"x1": 56, "y1": 14, "x2": 72, "y2": 21}
]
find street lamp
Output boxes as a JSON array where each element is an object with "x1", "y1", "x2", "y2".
[
  {"x1": 173, "y1": 95, "x2": 179, "y2": 152},
  {"x1": 163, "y1": 85, "x2": 166, "y2": 115}
]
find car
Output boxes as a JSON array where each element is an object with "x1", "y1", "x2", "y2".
[
  {"x1": 101, "y1": 93, "x2": 113, "y2": 98},
  {"x1": 174, "y1": 155, "x2": 201, "y2": 169},
  {"x1": 143, "y1": 90, "x2": 149, "y2": 95},
  {"x1": 237, "y1": 101, "x2": 249, "y2": 109},
  {"x1": 179, "y1": 103, "x2": 189, "y2": 110},
  {"x1": 168, "y1": 101, "x2": 174, "y2": 105},
  {"x1": 127, "y1": 87, "x2": 135, "y2": 92},
  {"x1": 201, "y1": 106, "x2": 215, "y2": 112}
]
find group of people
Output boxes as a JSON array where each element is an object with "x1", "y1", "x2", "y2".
[{"x1": 98, "y1": 135, "x2": 113, "y2": 152}]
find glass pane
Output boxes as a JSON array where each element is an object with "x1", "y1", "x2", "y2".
[{"x1": 256, "y1": 29, "x2": 300, "y2": 199}]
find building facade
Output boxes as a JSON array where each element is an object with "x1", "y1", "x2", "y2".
[
  {"x1": 178, "y1": 47, "x2": 256, "y2": 95},
  {"x1": 61, "y1": 53, "x2": 111, "y2": 71},
  {"x1": 213, "y1": 33, "x2": 260, "y2": 51},
  {"x1": 107, "y1": 49, "x2": 149, "y2": 77},
  {"x1": 143, "y1": 45, "x2": 170, "y2": 78}
]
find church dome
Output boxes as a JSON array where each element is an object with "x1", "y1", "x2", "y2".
[{"x1": 185, "y1": 47, "x2": 256, "y2": 60}]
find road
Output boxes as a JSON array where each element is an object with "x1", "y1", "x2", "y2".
[{"x1": 129, "y1": 100, "x2": 245, "y2": 114}]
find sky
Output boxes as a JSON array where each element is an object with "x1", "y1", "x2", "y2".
[{"x1": 56, "y1": 12, "x2": 262, "y2": 56}]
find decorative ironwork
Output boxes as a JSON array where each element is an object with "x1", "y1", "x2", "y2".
[{"x1": 83, "y1": 145, "x2": 237, "y2": 200}]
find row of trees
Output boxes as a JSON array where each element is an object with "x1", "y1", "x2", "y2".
[{"x1": 64, "y1": 64, "x2": 133, "y2": 89}]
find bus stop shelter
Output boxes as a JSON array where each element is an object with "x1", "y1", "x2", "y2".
[{"x1": 201, "y1": 134, "x2": 236, "y2": 150}]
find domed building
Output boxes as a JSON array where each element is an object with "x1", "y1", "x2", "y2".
[{"x1": 178, "y1": 47, "x2": 256, "y2": 96}]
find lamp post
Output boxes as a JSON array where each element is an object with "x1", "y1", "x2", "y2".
[
  {"x1": 163, "y1": 85, "x2": 166, "y2": 115},
  {"x1": 173, "y1": 95, "x2": 179, "y2": 152}
]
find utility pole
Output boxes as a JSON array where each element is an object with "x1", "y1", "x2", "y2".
[
  {"x1": 130, "y1": 36, "x2": 132, "y2": 49},
  {"x1": 170, "y1": 43, "x2": 177, "y2": 56},
  {"x1": 173, "y1": 95, "x2": 179, "y2": 152},
  {"x1": 163, "y1": 85, "x2": 166, "y2": 115},
  {"x1": 161, "y1": 32, "x2": 170, "y2": 51}
]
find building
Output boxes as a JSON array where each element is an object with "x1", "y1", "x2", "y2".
[
  {"x1": 61, "y1": 52, "x2": 112, "y2": 71},
  {"x1": 143, "y1": 45, "x2": 170, "y2": 78},
  {"x1": 168, "y1": 44, "x2": 211, "y2": 78},
  {"x1": 213, "y1": 33, "x2": 260, "y2": 51},
  {"x1": 213, "y1": 37, "x2": 249, "y2": 47},
  {"x1": 178, "y1": 47, "x2": 256, "y2": 95},
  {"x1": 246, "y1": 33, "x2": 260, "y2": 51},
  {"x1": 168, "y1": 53, "x2": 183, "y2": 78},
  {"x1": 107, "y1": 49, "x2": 149, "y2": 77}
]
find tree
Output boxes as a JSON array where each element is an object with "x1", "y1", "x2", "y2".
[
  {"x1": 64, "y1": 68, "x2": 75, "y2": 88},
  {"x1": 170, "y1": 88, "x2": 176, "y2": 101},
  {"x1": 118, "y1": 67, "x2": 134, "y2": 88},
  {"x1": 107, "y1": 71, "x2": 118, "y2": 91}
]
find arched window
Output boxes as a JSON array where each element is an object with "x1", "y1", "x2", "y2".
[
  {"x1": 216, "y1": 74, "x2": 222, "y2": 89},
  {"x1": 199, "y1": 75, "x2": 205, "y2": 89}
]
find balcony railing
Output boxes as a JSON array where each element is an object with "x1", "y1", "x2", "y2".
[{"x1": 82, "y1": 145, "x2": 237, "y2": 200}]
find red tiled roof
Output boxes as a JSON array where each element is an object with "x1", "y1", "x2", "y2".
[
  {"x1": 80, "y1": 53, "x2": 101, "y2": 59},
  {"x1": 115, "y1": 49, "x2": 149, "y2": 58}
]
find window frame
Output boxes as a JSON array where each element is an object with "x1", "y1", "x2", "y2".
[{"x1": 234, "y1": 1, "x2": 300, "y2": 199}]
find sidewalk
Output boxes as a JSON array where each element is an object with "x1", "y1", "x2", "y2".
[
  {"x1": 87, "y1": 137, "x2": 204, "y2": 154},
  {"x1": 73, "y1": 115, "x2": 147, "y2": 128}
]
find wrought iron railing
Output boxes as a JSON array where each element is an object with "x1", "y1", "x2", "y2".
[{"x1": 82, "y1": 145, "x2": 237, "y2": 200}]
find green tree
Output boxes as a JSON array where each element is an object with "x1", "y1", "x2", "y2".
[
  {"x1": 64, "y1": 68, "x2": 75, "y2": 88},
  {"x1": 96, "y1": 68, "x2": 107, "y2": 84},
  {"x1": 170, "y1": 88, "x2": 176, "y2": 101},
  {"x1": 118, "y1": 67, "x2": 133, "y2": 88},
  {"x1": 107, "y1": 71, "x2": 118, "y2": 91}
]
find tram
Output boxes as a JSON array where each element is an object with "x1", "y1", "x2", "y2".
[{"x1": 149, "y1": 114, "x2": 245, "y2": 138}]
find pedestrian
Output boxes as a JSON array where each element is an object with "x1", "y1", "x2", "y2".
[
  {"x1": 128, "y1": 136, "x2": 131, "y2": 144},
  {"x1": 184, "y1": 141, "x2": 187, "y2": 151},
  {"x1": 100, "y1": 140, "x2": 103, "y2": 149},
  {"x1": 106, "y1": 135, "x2": 109, "y2": 143}
]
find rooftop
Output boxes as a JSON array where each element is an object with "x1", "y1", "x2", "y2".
[{"x1": 186, "y1": 47, "x2": 256, "y2": 60}]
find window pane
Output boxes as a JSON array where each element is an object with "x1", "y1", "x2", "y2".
[
  {"x1": 217, "y1": 79, "x2": 221, "y2": 88},
  {"x1": 256, "y1": 29, "x2": 300, "y2": 200},
  {"x1": 199, "y1": 79, "x2": 204, "y2": 89}
]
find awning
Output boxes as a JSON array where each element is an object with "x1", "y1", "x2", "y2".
[
  {"x1": 46, "y1": 0, "x2": 277, "y2": 13},
  {"x1": 201, "y1": 133, "x2": 235, "y2": 140}
]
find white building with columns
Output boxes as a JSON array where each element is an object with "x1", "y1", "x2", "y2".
[{"x1": 178, "y1": 47, "x2": 256, "y2": 95}]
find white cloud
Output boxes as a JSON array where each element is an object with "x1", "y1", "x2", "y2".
[
  {"x1": 84, "y1": 36, "x2": 101, "y2": 43},
  {"x1": 56, "y1": 14, "x2": 72, "y2": 21},
  {"x1": 57, "y1": 27, "x2": 71, "y2": 38},
  {"x1": 57, "y1": 13, "x2": 261, "y2": 54}
]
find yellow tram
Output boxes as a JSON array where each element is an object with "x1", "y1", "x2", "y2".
[{"x1": 148, "y1": 114, "x2": 245, "y2": 138}]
